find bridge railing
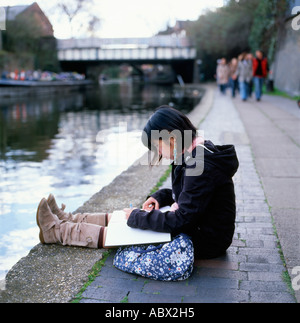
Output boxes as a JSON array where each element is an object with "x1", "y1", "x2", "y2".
[
  {"x1": 57, "y1": 35, "x2": 193, "y2": 49},
  {"x1": 57, "y1": 36, "x2": 196, "y2": 61}
]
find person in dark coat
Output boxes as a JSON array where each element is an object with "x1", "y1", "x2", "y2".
[{"x1": 125, "y1": 106, "x2": 239, "y2": 259}]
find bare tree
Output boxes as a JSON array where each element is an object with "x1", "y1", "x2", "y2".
[
  {"x1": 57, "y1": 0, "x2": 100, "y2": 38},
  {"x1": 88, "y1": 16, "x2": 101, "y2": 38}
]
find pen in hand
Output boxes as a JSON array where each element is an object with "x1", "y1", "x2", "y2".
[{"x1": 144, "y1": 203, "x2": 154, "y2": 212}]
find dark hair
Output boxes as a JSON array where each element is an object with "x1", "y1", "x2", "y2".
[{"x1": 142, "y1": 105, "x2": 197, "y2": 165}]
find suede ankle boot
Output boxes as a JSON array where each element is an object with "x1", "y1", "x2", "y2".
[
  {"x1": 47, "y1": 194, "x2": 108, "y2": 226},
  {"x1": 36, "y1": 198, "x2": 105, "y2": 249},
  {"x1": 47, "y1": 194, "x2": 69, "y2": 221}
]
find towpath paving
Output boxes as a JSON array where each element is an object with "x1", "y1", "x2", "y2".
[{"x1": 80, "y1": 87, "x2": 298, "y2": 303}]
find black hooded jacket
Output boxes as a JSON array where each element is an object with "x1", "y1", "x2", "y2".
[{"x1": 127, "y1": 140, "x2": 239, "y2": 259}]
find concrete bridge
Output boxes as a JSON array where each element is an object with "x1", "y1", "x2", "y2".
[{"x1": 57, "y1": 36, "x2": 197, "y2": 83}]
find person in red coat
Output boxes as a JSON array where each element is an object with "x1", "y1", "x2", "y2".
[{"x1": 252, "y1": 50, "x2": 268, "y2": 101}]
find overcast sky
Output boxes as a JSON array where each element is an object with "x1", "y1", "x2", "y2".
[{"x1": 0, "y1": 0, "x2": 224, "y2": 38}]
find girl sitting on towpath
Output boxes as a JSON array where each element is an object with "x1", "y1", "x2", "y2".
[{"x1": 36, "y1": 106, "x2": 239, "y2": 259}]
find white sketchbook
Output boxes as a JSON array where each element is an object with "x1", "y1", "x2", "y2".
[{"x1": 104, "y1": 208, "x2": 171, "y2": 247}]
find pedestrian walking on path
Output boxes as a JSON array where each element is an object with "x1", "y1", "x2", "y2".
[
  {"x1": 229, "y1": 58, "x2": 239, "y2": 98},
  {"x1": 252, "y1": 50, "x2": 268, "y2": 101},
  {"x1": 236, "y1": 53, "x2": 252, "y2": 101},
  {"x1": 216, "y1": 58, "x2": 230, "y2": 94}
]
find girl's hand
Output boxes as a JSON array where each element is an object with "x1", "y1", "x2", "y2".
[
  {"x1": 142, "y1": 197, "x2": 159, "y2": 211},
  {"x1": 170, "y1": 202, "x2": 179, "y2": 211},
  {"x1": 123, "y1": 208, "x2": 134, "y2": 220}
]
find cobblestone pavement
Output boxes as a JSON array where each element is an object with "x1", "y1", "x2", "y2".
[{"x1": 80, "y1": 89, "x2": 296, "y2": 303}]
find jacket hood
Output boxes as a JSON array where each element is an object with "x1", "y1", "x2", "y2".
[
  {"x1": 184, "y1": 140, "x2": 239, "y2": 178},
  {"x1": 204, "y1": 140, "x2": 239, "y2": 177}
]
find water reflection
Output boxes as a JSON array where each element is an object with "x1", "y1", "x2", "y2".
[{"x1": 0, "y1": 82, "x2": 200, "y2": 279}]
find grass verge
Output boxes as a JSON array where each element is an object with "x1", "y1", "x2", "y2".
[
  {"x1": 149, "y1": 165, "x2": 172, "y2": 195},
  {"x1": 71, "y1": 250, "x2": 111, "y2": 303},
  {"x1": 263, "y1": 85, "x2": 300, "y2": 101}
]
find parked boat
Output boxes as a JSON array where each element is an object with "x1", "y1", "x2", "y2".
[
  {"x1": 0, "y1": 79, "x2": 95, "y2": 98},
  {"x1": 0, "y1": 79, "x2": 94, "y2": 87}
]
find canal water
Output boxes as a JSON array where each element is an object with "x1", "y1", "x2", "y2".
[{"x1": 0, "y1": 82, "x2": 200, "y2": 280}]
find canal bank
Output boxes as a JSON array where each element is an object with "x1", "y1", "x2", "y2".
[
  {"x1": 0, "y1": 82, "x2": 201, "y2": 282},
  {"x1": 0, "y1": 84, "x2": 211, "y2": 303}
]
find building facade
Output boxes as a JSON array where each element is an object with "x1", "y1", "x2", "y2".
[
  {"x1": 5, "y1": 2, "x2": 53, "y2": 37},
  {"x1": 272, "y1": 0, "x2": 300, "y2": 96}
]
